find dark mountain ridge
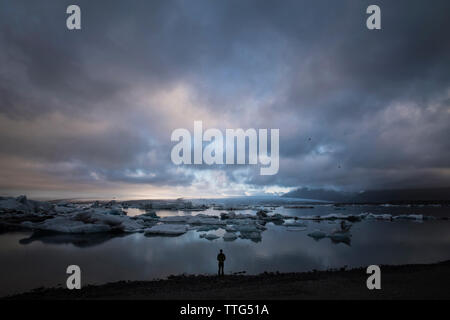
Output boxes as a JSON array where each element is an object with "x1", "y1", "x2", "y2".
[{"x1": 282, "y1": 187, "x2": 450, "y2": 204}]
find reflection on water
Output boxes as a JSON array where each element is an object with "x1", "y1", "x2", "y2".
[
  {"x1": 0, "y1": 205, "x2": 450, "y2": 297},
  {"x1": 19, "y1": 231, "x2": 127, "y2": 248}
]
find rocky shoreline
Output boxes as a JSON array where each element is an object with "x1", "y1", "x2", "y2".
[{"x1": 5, "y1": 260, "x2": 450, "y2": 300}]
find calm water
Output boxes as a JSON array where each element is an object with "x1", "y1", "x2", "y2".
[{"x1": 1, "y1": 204, "x2": 450, "y2": 297}]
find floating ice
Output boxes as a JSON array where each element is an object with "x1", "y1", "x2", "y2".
[
  {"x1": 20, "y1": 209, "x2": 147, "y2": 234},
  {"x1": 159, "y1": 216, "x2": 190, "y2": 224},
  {"x1": 189, "y1": 216, "x2": 226, "y2": 225},
  {"x1": 1, "y1": 195, "x2": 444, "y2": 242},
  {"x1": 22, "y1": 217, "x2": 112, "y2": 233},
  {"x1": 393, "y1": 214, "x2": 423, "y2": 220},
  {"x1": 283, "y1": 221, "x2": 307, "y2": 227},
  {"x1": 364, "y1": 213, "x2": 393, "y2": 220},
  {"x1": 137, "y1": 211, "x2": 158, "y2": 218},
  {"x1": 200, "y1": 233, "x2": 220, "y2": 240},
  {"x1": 193, "y1": 225, "x2": 217, "y2": 232},
  {"x1": 0, "y1": 196, "x2": 52, "y2": 215},
  {"x1": 53, "y1": 205, "x2": 79, "y2": 214},
  {"x1": 0, "y1": 197, "x2": 30, "y2": 214}
]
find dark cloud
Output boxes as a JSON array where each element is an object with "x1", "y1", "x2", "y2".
[{"x1": 0, "y1": 0, "x2": 449, "y2": 197}]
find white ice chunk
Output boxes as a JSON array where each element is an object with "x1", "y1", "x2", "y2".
[
  {"x1": 74, "y1": 210, "x2": 145, "y2": 232},
  {"x1": 393, "y1": 214, "x2": 423, "y2": 220},
  {"x1": 22, "y1": 217, "x2": 111, "y2": 233},
  {"x1": 188, "y1": 216, "x2": 226, "y2": 225},
  {"x1": 283, "y1": 221, "x2": 307, "y2": 227},
  {"x1": 365, "y1": 213, "x2": 392, "y2": 220},
  {"x1": 200, "y1": 233, "x2": 220, "y2": 240}
]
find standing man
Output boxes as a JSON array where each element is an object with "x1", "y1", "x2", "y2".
[{"x1": 217, "y1": 249, "x2": 226, "y2": 276}]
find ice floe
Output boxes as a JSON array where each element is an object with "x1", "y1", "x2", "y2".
[
  {"x1": 22, "y1": 217, "x2": 112, "y2": 234},
  {"x1": 283, "y1": 221, "x2": 307, "y2": 228},
  {"x1": 393, "y1": 214, "x2": 423, "y2": 220},
  {"x1": 364, "y1": 213, "x2": 392, "y2": 220},
  {"x1": 0, "y1": 195, "x2": 53, "y2": 215},
  {"x1": 200, "y1": 233, "x2": 220, "y2": 240}
]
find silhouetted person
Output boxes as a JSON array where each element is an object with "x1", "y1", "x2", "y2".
[{"x1": 217, "y1": 249, "x2": 226, "y2": 276}]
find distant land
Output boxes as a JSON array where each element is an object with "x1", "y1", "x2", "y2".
[{"x1": 282, "y1": 187, "x2": 450, "y2": 203}]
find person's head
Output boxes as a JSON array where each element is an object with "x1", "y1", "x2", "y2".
[{"x1": 220, "y1": 249, "x2": 223, "y2": 253}]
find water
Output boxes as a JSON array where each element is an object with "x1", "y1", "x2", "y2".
[{"x1": 1, "y1": 203, "x2": 450, "y2": 297}]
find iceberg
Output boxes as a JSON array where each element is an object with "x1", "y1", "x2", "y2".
[
  {"x1": 365, "y1": 213, "x2": 392, "y2": 220},
  {"x1": 20, "y1": 210, "x2": 146, "y2": 234},
  {"x1": 283, "y1": 221, "x2": 307, "y2": 228},
  {"x1": 136, "y1": 211, "x2": 159, "y2": 219},
  {"x1": 0, "y1": 195, "x2": 53, "y2": 215},
  {"x1": 22, "y1": 217, "x2": 112, "y2": 234},
  {"x1": 53, "y1": 205, "x2": 79, "y2": 214},
  {"x1": 189, "y1": 216, "x2": 226, "y2": 225},
  {"x1": 200, "y1": 233, "x2": 220, "y2": 240},
  {"x1": 393, "y1": 214, "x2": 423, "y2": 220}
]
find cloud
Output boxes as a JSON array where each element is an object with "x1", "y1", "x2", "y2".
[{"x1": 0, "y1": 0, "x2": 449, "y2": 198}]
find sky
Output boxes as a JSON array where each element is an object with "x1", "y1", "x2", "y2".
[{"x1": 0, "y1": 0, "x2": 449, "y2": 199}]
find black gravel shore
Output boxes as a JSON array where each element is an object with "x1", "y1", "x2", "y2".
[{"x1": 4, "y1": 260, "x2": 450, "y2": 300}]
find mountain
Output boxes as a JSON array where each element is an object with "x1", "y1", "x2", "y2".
[
  {"x1": 282, "y1": 187, "x2": 450, "y2": 203},
  {"x1": 351, "y1": 187, "x2": 450, "y2": 203},
  {"x1": 282, "y1": 188, "x2": 355, "y2": 202}
]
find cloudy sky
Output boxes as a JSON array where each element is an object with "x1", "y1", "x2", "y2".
[{"x1": 0, "y1": 0, "x2": 449, "y2": 199}]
